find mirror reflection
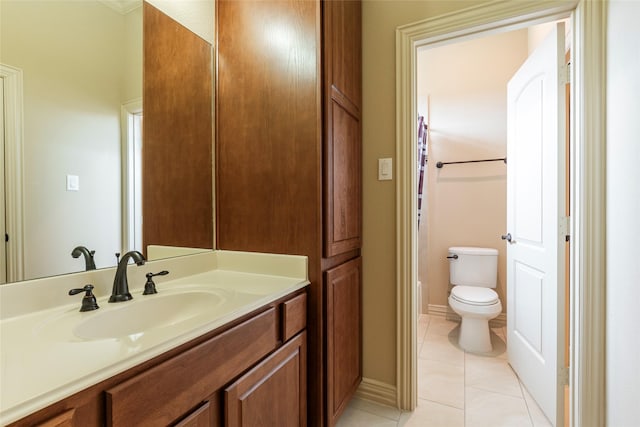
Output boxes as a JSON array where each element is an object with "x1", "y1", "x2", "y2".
[{"x1": 0, "y1": 0, "x2": 214, "y2": 284}]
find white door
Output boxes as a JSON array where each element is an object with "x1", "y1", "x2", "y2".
[
  {"x1": 1, "y1": 78, "x2": 7, "y2": 284},
  {"x1": 506, "y1": 23, "x2": 566, "y2": 426}
]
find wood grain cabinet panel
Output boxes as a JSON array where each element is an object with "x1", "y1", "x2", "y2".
[
  {"x1": 325, "y1": 257, "x2": 362, "y2": 426},
  {"x1": 225, "y1": 333, "x2": 307, "y2": 427},
  {"x1": 283, "y1": 292, "x2": 307, "y2": 342},
  {"x1": 106, "y1": 309, "x2": 277, "y2": 426},
  {"x1": 324, "y1": 0, "x2": 362, "y2": 107},
  {"x1": 215, "y1": 0, "x2": 362, "y2": 424},
  {"x1": 324, "y1": 97, "x2": 362, "y2": 257},
  {"x1": 174, "y1": 402, "x2": 212, "y2": 427},
  {"x1": 323, "y1": 0, "x2": 362, "y2": 258},
  {"x1": 34, "y1": 409, "x2": 75, "y2": 427},
  {"x1": 142, "y1": 2, "x2": 213, "y2": 252}
]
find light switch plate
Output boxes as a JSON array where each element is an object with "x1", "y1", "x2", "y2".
[
  {"x1": 66, "y1": 174, "x2": 79, "y2": 191},
  {"x1": 378, "y1": 158, "x2": 393, "y2": 181}
]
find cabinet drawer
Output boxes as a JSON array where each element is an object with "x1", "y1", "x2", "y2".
[
  {"x1": 282, "y1": 293, "x2": 306, "y2": 342},
  {"x1": 106, "y1": 308, "x2": 278, "y2": 426},
  {"x1": 35, "y1": 409, "x2": 75, "y2": 427}
]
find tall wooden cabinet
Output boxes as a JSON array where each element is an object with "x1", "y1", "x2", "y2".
[{"x1": 215, "y1": 1, "x2": 362, "y2": 426}]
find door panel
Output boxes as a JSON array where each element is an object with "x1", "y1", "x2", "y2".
[
  {"x1": 325, "y1": 257, "x2": 362, "y2": 426},
  {"x1": 506, "y1": 23, "x2": 566, "y2": 426},
  {"x1": 325, "y1": 98, "x2": 361, "y2": 256},
  {"x1": 225, "y1": 333, "x2": 306, "y2": 427}
]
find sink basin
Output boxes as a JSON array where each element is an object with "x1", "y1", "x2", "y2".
[
  {"x1": 73, "y1": 291, "x2": 225, "y2": 340},
  {"x1": 33, "y1": 290, "x2": 231, "y2": 342}
]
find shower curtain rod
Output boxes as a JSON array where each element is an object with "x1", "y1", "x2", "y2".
[{"x1": 435, "y1": 157, "x2": 506, "y2": 168}]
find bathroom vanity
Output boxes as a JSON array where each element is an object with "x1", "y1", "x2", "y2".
[{"x1": 0, "y1": 251, "x2": 309, "y2": 426}]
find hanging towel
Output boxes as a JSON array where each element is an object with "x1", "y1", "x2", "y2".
[{"x1": 417, "y1": 116, "x2": 428, "y2": 227}]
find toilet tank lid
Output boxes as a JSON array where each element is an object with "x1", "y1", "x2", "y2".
[{"x1": 449, "y1": 247, "x2": 498, "y2": 256}]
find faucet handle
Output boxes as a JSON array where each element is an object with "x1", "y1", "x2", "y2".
[
  {"x1": 69, "y1": 284, "x2": 99, "y2": 312},
  {"x1": 143, "y1": 271, "x2": 169, "y2": 295}
]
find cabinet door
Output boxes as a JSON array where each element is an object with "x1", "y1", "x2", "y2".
[
  {"x1": 323, "y1": 0, "x2": 362, "y2": 258},
  {"x1": 325, "y1": 257, "x2": 362, "y2": 425},
  {"x1": 324, "y1": 0, "x2": 361, "y2": 107},
  {"x1": 174, "y1": 402, "x2": 212, "y2": 427},
  {"x1": 225, "y1": 333, "x2": 306, "y2": 427}
]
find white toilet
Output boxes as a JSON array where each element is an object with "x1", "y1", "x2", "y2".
[{"x1": 447, "y1": 246, "x2": 502, "y2": 353}]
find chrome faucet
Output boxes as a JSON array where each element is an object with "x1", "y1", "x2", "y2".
[
  {"x1": 71, "y1": 246, "x2": 96, "y2": 271},
  {"x1": 109, "y1": 250, "x2": 146, "y2": 303}
]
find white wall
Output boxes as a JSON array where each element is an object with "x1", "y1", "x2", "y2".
[
  {"x1": 606, "y1": 0, "x2": 640, "y2": 424},
  {"x1": 416, "y1": 29, "x2": 528, "y2": 312},
  {"x1": 1, "y1": 2, "x2": 142, "y2": 279}
]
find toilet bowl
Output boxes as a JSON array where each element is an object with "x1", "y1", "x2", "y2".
[{"x1": 447, "y1": 247, "x2": 501, "y2": 353}]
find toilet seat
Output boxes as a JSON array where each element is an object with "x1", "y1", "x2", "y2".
[{"x1": 450, "y1": 285, "x2": 499, "y2": 306}]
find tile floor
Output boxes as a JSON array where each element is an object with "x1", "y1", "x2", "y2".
[{"x1": 336, "y1": 314, "x2": 552, "y2": 427}]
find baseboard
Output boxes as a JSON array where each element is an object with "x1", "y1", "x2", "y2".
[
  {"x1": 427, "y1": 303, "x2": 506, "y2": 328},
  {"x1": 354, "y1": 377, "x2": 397, "y2": 408}
]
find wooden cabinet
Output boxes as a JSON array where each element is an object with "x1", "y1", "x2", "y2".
[
  {"x1": 174, "y1": 402, "x2": 214, "y2": 427},
  {"x1": 325, "y1": 257, "x2": 362, "y2": 425},
  {"x1": 9, "y1": 291, "x2": 306, "y2": 427},
  {"x1": 216, "y1": 1, "x2": 362, "y2": 425},
  {"x1": 225, "y1": 333, "x2": 307, "y2": 427},
  {"x1": 106, "y1": 309, "x2": 278, "y2": 426},
  {"x1": 323, "y1": 0, "x2": 362, "y2": 258},
  {"x1": 34, "y1": 409, "x2": 75, "y2": 427}
]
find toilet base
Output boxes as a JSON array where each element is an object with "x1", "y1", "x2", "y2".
[{"x1": 458, "y1": 316, "x2": 492, "y2": 353}]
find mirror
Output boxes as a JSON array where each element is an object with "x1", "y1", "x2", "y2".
[{"x1": 0, "y1": 0, "x2": 214, "y2": 284}]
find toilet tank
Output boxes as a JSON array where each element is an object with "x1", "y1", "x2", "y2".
[{"x1": 448, "y1": 247, "x2": 498, "y2": 288}]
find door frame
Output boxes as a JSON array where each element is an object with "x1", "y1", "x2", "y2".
[
  {"x1": 0, "y1": 64, "x2": 25, "y2": 283},
  {"x1": 395, "y1": 1, "x2": 606, "y2": 426}
]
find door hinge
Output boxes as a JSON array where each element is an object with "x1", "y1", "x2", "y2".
[
  {"x1": 559, "y1": 366, "x2": 570, "y2": 386},
  {"x1": 4, "y1": 233, "x2": 7, "y2": 243}
]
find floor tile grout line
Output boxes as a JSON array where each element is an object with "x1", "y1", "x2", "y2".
[
  {"x1": 516, "y1": 374, "x2": 536, "y2": 427},
  {"x1": 418, "y1": 396, "x2": 466, "y2": 412},
  {"x1": 464, "y1": 346, "x2": 468, "y2": 427},
  {"x1": 351, "y1": 400, "x2": 402, "y2": 422}
]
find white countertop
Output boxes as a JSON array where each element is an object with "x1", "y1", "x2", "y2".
[{"x1": 0, "y1": 250, "x2": 308, "y2": 426}]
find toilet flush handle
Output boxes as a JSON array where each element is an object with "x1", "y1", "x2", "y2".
[
  {"x1": 446, "y1": 254, "x2": 458, "y2": 259},
  {"x1": 501, "y1": 233, "x2": 515, "y2": 244}
]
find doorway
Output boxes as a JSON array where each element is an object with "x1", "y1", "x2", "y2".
[
  {"x1": 121, "y1": 99, "x2": 143, "y2": 254},
  {"x1": 414, "y1": 21, "x2": 570, "y2": 424},
  {"x1": 395, "y1": 2, "x2": 607, "y2": 426},
  {"x1": 0, "y1": 63, "x2": 24, "y2": 284}
]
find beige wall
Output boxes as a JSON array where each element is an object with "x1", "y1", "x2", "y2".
[
  {"x1": 1, "y1": 2, "x2": 141, "y2": 279},
  {"x1": 416, "y1": 30, "x2": 528, "y2": 313},
  {"x1": 361, "y1": 0, "x2": 492, "y2": 389}
]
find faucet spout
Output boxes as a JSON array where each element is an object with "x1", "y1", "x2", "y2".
[
  {"x1": 109, "y1": 250, "x2": 145, "y2": 303},
  {"x1": 71, "y1": 246, "x2": 96, "y2": 271}
]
